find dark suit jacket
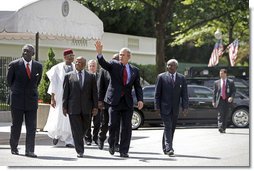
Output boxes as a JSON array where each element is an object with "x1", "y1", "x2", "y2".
[
  {"x1": 7, "y1": 58, "x2": 42, "y2": 111},
  {"x1": 97, "y1": 56, "x2": 143, "y2": 108},
  {"x1": 62, "y1": 70, "x2": 98, "y2": 115},
  {"x1": 155, "y1": 72, "x2": 188, "y2": 115},
  {"x1": 97, "y1": 68, "x2": 110, "y2": 102},
  {"x1": 213, "y1": 78, "x2": 236, "y2": 108}
]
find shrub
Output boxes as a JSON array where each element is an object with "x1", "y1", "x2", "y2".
[{"x1": 38, "y1": 48, "x2": 58, "y2": 103}]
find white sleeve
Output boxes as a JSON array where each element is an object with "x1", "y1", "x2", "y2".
[{"x1": 46, "y1": 66, "x2": 58, "y2": 95}]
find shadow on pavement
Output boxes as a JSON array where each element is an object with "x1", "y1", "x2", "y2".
[{"x1": 175, "y1": 154, "x2": 221, "y2": 160}]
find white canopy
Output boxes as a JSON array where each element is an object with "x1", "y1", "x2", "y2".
[{"x1": 0, "y1": 0, "x2": 104, "y2": 40}]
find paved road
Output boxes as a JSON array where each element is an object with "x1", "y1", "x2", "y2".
[{"x1": 0, "y1": 123, "x2": 250, "y2": 167}]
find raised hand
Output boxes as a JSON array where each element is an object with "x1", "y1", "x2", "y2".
[{"x1": 95, "y1": 40, "x2": 103, "y2": 55}]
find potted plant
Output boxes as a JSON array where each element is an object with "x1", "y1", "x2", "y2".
[{"x1": 37, "y1": 48, "x2": 58, "y2": 131}]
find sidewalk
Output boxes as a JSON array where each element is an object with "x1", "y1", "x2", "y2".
[
  {"x1": 0, "y1": 122, "x2": 250, "y2": 167},
  {"x1": 0, "y1": 122, "x2": 48, "y2": 144}
]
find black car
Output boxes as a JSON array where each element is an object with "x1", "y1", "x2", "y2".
[{"x1": 132, "y1": 85, "x2": 249, "y2": 129}]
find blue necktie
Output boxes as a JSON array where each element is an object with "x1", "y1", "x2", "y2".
[
  {"x1": 78, "y1": 71, "x2": 82, "y2": 87},
  {"x1": 171, "y1": 74, "x2": 175, "y2": 87}
]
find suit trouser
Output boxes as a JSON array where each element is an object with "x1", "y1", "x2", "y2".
[
  {"x1": 161, "y1": 112, "x2": 178, "y2": 153},
  {"x1": 85, "y1": 111, "x2": 100, "y2": 142},
  {"x1": 217, "y1": 98, "x2": 230, "y2": 130},
  {"x1": 69, "y1": 114, "x2": 90, "y2": 154},
  {"x1": 108, "y1": 98, "x2": 133, "y2": 154},
  {"x1": 10, "y1": 108, "x2": 37, "y2": 153},
  {"x1": 98, "y1": 108, "x2": 121, "y2": 145}
]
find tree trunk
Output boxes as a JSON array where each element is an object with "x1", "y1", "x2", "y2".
[
  {"x1": 155, "y1": 23, "x2": 166, "y2": 74},
  {"x1": 155, "y1": 0, "x2": 173, "y2": 75}
]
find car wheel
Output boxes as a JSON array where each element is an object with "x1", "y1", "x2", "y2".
[
  {"x1": 231, "y1": 108, "x2": 249, "y2": 128},
  {"x1": 132, "y1": 110, "x2": 143, "y2": 130}
]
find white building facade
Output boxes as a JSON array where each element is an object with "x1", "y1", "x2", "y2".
[{"x1": 0, "y1": 32, "x2": 156, "y2": 64}]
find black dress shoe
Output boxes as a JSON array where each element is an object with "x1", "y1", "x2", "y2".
[
  {"x1": 65, "y1": 144, "x2": 75, "y2": 148},
  {"x1": 115, "y1": 144, "x2": 120, "y2": 152},
  {"x1": 77, "y1": 153, "x2": 84, "y2": 158},
  {"x1": 11, "y1": 149, "x2": 19, "y2": 155},
  {"x1": 86, "y1": 141, "x2": 92, "y2": 146},
  {"x1": 166, "y1": 150, "x2": 174, "y2": 156},
  {"x1": 109, "y1": 146, "x2": 115, "y2": 155},
  {"x1": 53, "y1": 138, "x2": 59, "y2": 145},
  {"x1": 25, "y1": 152, "x2": 37, "y2": 158},
  {"x1": 219, "y1": 128, "x2": 226, "y2": 133},
  {"x1": 120, "y1": 153, "x2": 129, "y2": 158},
  {"x1": 98, "y1": 141, "x2": 104, "y2": 150},
  {"x1": 94, "y1": 139, "x2": 98, "y2": 145}
]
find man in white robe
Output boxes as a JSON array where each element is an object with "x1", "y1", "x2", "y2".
[{"x1": 44, "y1": 49, "x2": 75, "y2": 147}]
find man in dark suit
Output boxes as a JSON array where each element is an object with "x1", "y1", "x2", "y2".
[
  {"x1": 95, "y1": 41, "x2": 143, "y2": 158},
  {"x1": 155, "y1": 59, "x2": 188, "y2": 157},
  {"x1": 212, "y1": 68, "x2": 236, "y2": 133},
  {"x1": 7, "y1": 44, "x2": 43, "y2": 158},
  {"x1": 97, "y1": 53, "x2": 121, "y2": 151},
  {"x1": 62, "y1": 56, "x2": 98, "y2": 158},
  {"x1": 85, "y1": 59, "x2": 100, "y2": 146}
]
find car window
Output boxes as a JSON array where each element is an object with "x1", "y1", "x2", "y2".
[
  {"x1": 143, "y1": 87, "x2": 155, "y2": 98},
  {"x1": 190, "y1": 87, "x2": 213, "y2": 99}
]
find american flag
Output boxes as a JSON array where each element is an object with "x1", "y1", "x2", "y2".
[
  {"x1": 208, "y1": 39, "x2": 224, "y2": 67},
  {"x1": 228, "y1": 39, "x2": 239, "y2": 66}
]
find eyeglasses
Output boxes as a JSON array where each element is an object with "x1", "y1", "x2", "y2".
[{"x1": 66, "y1": 54, "x2": 74, "y2": 58}]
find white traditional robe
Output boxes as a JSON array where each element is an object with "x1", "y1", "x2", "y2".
[{"x1": 44, "y1": 62, "x2": 75, "y2": 144}]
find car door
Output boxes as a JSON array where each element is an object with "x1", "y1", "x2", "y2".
[
  {"x1": 187, "y1": 86, "x2": 217, "y2": 120},
  {"x1": 142, "y1": 86, "x2": 161, "y2": 121}
]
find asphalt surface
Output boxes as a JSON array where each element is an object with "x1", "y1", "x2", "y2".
[{"x1": 0, "y1": 122, "x2": 250, "y2": 168}]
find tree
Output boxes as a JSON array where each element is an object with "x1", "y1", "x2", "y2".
[
  {"x1": 77, "y1": 0, "x2": 249, "y2": 73},
  {"x1": 170, "y1": 0, "x2": 249, "y2": 65},
  {"x1": 78, "y1": 0, "x2": 173, "y2": 74},
  {"x1": 38, "y1": 48, "x2": 58, "y2": 103}
]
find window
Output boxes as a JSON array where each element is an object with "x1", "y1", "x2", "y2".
[
  {"x1": 190, "y1": 87, "x2": 213, "y2": 99},
  {"x1": 143, "y1": 87, "x2": 155, "y2": 98}
]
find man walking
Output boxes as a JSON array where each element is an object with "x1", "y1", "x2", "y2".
[
  {"x1": 63, "y1": 56, "x2": 98, "y2": 158},
  {"x1": 97, "y1": 54, "x2": 121, "y2": 151},
  {"x1": 85, "y1": 59, "x2": 100, "y2": 145},
  {"x1": 155, "y1": 59, "x2": 188, "y2": 157},
  {"x1": 7, "y1": 44, "x2": 43, "y2": 157},
  {"x1": 212, "y1": 68, "x2": 236, "y2": 133},
  {"x1": 44, "y1": 49, "x2": 75, "y2": 147},
  {"x1": 95, "y1": 41, "x2": 143, "y2": 158}
]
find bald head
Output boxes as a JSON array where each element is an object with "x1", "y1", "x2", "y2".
[{"x1": 22, "y1": 44, "x2": 35, "y2": 62}]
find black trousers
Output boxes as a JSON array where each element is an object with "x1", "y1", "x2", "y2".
[
  {"x1": 217, "y1": 98, "x2": 231, "y2": 130},
  {"x1": 85, "y1": 111, "x2": 100, "y2": 142},
  {"x1": 108, "y1": 97, "x2": 133, "y2": 154},
  {"x1": 10, "y1": 108, "x2": 37, "y2": 153},
  {"x1": 161, "y1": 111, "x2": 178, "y2": 153},
  {"x1": 98, "y1": 107, "x2": 121, "y2": 145},
  {"x1": 69, "y1": 114, "x2": 91, "y2": 154}
]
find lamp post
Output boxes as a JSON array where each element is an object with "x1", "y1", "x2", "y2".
[
  {"x1": 214, "y1": 28, "x2": 222, "y2": 40},
  {"x1": 214, "y1": 29, "x2": 230, "y2": 66}
]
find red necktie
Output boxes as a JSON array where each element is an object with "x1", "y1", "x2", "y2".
[
  {"x1": 26, "y1": 63, "x2": 31, "y2": 79},
  {"x1": 222, "y1": 80, "x2": 226, "y2": 100},
  {"x1": 123, "y1": 65, "x2": 127, "y2": 86}
]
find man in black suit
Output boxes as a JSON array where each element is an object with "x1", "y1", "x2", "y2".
[
  {"x1": 155, "y1": 59, "x2": 188, "y2": 157},
  {"x1": 212, "y1": 68, "x2": 236, "y2": 133},
  {"x1": 95, "y1": 41, "x2": 143, "y2": 158},
  {"x1": 97, "y1": 53, "x2": 121, "y2": 151},
  {"x1": 62, "y1": 56, "x2": 98, "y2": 158},
  {"x1": 85, "y1": 59, "x2": 100, "y2": 146},
  {"x1": 7, "y1": 44, "x2": 43, "y2": 158}
]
